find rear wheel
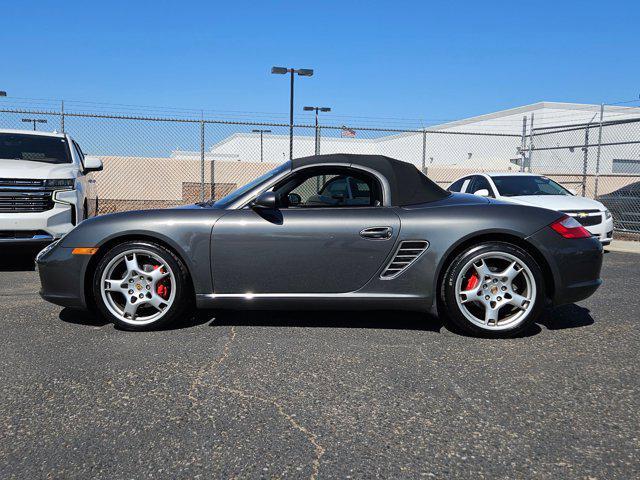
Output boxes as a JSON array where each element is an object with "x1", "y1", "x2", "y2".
[
  {"x1": 440, "y1": 242, "x2": 545, "y2": 337},
  {"x1": 93, "y1": 241, "x2": 192, "y2": 330}
]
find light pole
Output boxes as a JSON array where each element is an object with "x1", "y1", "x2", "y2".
[
  {"x1": 271, "y1": 66, "x2": 314, "y2": 160},
  {"x1": 22, "y1": 118, "x2": 47, "y2": 131},
  {"x1": 252, "y1": 129, "x2": 272, "y2": 162},
  {"x1": 303, "y1": 106, "x2": 331, "y2": 155}
]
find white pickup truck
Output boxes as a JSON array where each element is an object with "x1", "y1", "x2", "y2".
[{"x1": 0, "y1": 129, "x2": 103, "y2": 245}]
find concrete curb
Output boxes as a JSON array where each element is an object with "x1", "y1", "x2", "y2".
[{"x1": 605, "y1": 240, "x2": 640, "y2": 254}]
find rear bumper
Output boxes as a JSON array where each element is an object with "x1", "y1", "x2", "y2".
[{"x1": 527, "y1": 228, "x2": 604, "y2": 306}]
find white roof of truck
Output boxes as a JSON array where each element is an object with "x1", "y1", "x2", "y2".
[{"x1": 0, "y1": 128, "x2": 66, "y2": 138}]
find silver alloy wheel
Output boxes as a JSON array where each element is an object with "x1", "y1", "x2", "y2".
[
  {"x1": 100, "y1": 248, "x2": 176, "y2": 326},
  {"x1": 454, "y1": 251, "x2": 536, "y2": 331}
]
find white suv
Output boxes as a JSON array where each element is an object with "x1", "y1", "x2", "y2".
[
  {"x1": 448, "y1": 172, "x2": 614, "y2": 244},
  {"x1": 0, "y1": 129, "x2": 103, "y2": 245}
]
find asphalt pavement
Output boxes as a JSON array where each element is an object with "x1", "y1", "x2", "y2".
[{"x1": 0, "y1": 250, "x2": 638, "y2": 479}]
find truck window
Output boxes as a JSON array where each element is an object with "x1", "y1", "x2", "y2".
[{"x1": 0, "y1": 133, "x2": 71, "y2": 164}]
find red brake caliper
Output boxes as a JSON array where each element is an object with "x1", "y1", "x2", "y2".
[
  {"x1": 465, "y1": 272, "x2": 479, "y2": 291},
  {"x1": 153, "y1": 265, "x2": 170, "y2": 299}
]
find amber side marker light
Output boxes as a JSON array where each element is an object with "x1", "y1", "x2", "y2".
[{"x1": 71, "y1": 247, "x2": 99, "y2": 255}]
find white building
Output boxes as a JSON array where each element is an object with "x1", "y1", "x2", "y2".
[{"x1": 171, "y1": 101, "x2": 640, "y2": 176}]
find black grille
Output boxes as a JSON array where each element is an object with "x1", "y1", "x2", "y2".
[
  {"x1": 0, "y1": 178, "x2": 45, "y2": 188},
  {"x1": 569, "y1": 214, "x2": 603, "y2": 227},
  {"x1": 0, "y1": 179, "x2": 54, "y2": 213},
  {"x1": 562, "y1": 210, "x2": 602, "y2": 227}
]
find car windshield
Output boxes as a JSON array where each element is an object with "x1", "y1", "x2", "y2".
[
  {"x1": 0, "y1": 133, "x2": 71, "y2": 164},
  {"x1": 213, "y1": 161, "x2": 291, "y2": 208},
  {"x1": 492, "y1": 175, "x2": 571, "y2": 197}
]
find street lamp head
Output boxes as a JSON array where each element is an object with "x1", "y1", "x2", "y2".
[
  {"x1": 271, "y1": 66, "x2": 288, "y2": 74},
  {"x1": 303, "y1": 106, "x2": 315, "y2": 111},
  {"x1": 0, "y1": 91, "x2": 6, "y2": 97},
  {"x1": 296, "y1": 69, "x2": 314, "y2": 77},
  {"x1": 320, "y1": 107, "x2": 331, "y2": 112},
  {"x1": 22, "y1": 118, "x2": 47, "y2": 123}
]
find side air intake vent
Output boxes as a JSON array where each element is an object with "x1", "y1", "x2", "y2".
[{"x1": 380, "y1": 240, "x2": 429, "y2": 279}]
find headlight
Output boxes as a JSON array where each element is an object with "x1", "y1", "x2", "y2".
[
  {"x1": 45, "y1": 178, "x2": 75, "y2": 189},
  {"x1": 36, "y1": 239, "x2": 61, "y2": 262},
  {"x1": 604, "y1": 209, "x2": 612, "y2": 220}
]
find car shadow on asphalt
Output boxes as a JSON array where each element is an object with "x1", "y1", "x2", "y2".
[
  {"x1": 58, "y1": 307, "x2": 216, "y2": 330},
  {"x1": 211, "y1": 309, "x2": 447, "y2": 333},
  {"x1": 0, "y1": 248, "x2": 39, "y2": 272},
  {"x1": 539, "y1": 304, "x2": 595, "y2": 330},
  {"x1": 57, "y1": 304, "x2": 595, "y2": 336}
]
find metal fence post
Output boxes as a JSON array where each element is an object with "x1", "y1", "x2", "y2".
[
  {"x1": 594, "y1": 103, "x2": 605, "y2": 198},
  {"x1": 581, "y1": 126, "x2": 590, "y2": 197},
  {"x1": 317, "y1": 125, "x2": 321, "y2": 155},
  {"x1": 520, "y1": 116, "x2": 527, "y2": 172},
  {"x1": 421, "y1": 130, "x2": 427, "y2": 173},
  {"x1": 60, "y1": 100, "x2": 65, "y2": 133},
  {"x1": 527, "y1": 113, "x2": 534, "y2": 172},
  {"x1": 200, "y1": 117, "x2": 205, "y2": 202}
]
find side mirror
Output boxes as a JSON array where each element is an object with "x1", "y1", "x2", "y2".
[
  {"x1": 473, "y1": 189, "x2": 490, "y2": 197},
  {"x1": 253, "y1": 191, "x2": 278, "y2": 209},
  {"x1": 84, "y1": 156, "x2": 103, "y2": 173},
  {"x1": 568, "y1": 188, "x2": 577, "y2": 196}
]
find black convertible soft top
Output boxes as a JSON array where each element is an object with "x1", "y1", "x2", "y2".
[{"x1": 291, "y1": 153, "x2": 450, "y2": 206}]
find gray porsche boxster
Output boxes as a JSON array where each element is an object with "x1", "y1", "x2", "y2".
[{"x1": 36, "y1": 154, "x2": 603, "y2": 336}]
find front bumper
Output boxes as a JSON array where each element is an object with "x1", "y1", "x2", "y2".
[
  {"x1": 36, "y1": 241, "x2": 90, "y2": 309},
  {"x1": 0, "y1": 202, "x2": 75, "y2": 245},
  {"x1": 584, "y1": 215, "x2": 614, "y2": 245}
]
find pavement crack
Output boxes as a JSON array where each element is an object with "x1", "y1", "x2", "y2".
[
  {"x1": 186, "y1": 324, "x2": 325, "y2": 479},
  {"x1": 216, "y1": 385, "x2": 326, "y2": 480},
  {"x1": 187, "y1": 325, "x2": 237, "y2": 408}
]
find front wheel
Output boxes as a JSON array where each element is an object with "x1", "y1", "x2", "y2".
[
  {"x1": 93, "y1": 241, "x2": 193, "y2": 330},
  {"x1": 440, "y1": 242, "x2": 545, "y2": 337}
]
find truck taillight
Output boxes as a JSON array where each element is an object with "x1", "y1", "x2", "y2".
[{"x1": 550, "y1": 215, "x2": 591, "y2": 239}]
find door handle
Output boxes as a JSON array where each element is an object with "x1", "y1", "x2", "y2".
[{"x1": 360, "y1": 226, "x2": 393, "y2": 240}]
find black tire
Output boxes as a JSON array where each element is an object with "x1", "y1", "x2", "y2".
[
  {"x1": 93, "y1": 240, "x2": 193, "y2": 331},
  {"x1": 440, "y1": 241, "x2": 545, "y2": 337}
]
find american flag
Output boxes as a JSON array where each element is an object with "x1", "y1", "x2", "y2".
[{"x1": 341, "y1": 126, "x2": 356, "y2": 138}]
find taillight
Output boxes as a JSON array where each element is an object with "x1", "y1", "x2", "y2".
[{"x1": 550, "y1": 215, "x2": 592, "y2": 239}]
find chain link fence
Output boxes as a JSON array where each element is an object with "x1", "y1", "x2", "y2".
[
  {"x1": 528, "y1": 112, "x2": 640, "y2": 234},
  {"x1": 0, "y1": 105, "x2": 521, "y2": 211},
  {"x1": 1, "y1": 103, "x2": 638, "y2": 236}
]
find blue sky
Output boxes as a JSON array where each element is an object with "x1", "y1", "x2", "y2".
[{"x1": 2, "y1": 0, "x2": 639, "y2": 127}]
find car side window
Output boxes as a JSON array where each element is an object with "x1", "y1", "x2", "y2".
[{"x1": 274, "y1": 168, "x2": 382, "y2": 208}]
